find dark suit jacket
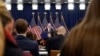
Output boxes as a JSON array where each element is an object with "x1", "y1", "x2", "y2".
[
  {"x1": 46, "y1": 35, "x2": 65, "y2": 55},
  {"x1": 4, "y1": 30, "x2": 23, "y2": 56},
  {"x1": 45, "y1": 28, "x2": 53, "y2": 33},
  {"x1": 4, "y1": 40, "x2": 23, "y2": 56},
  {"x1": 16, "y1": 35, "x2": 39, "y2": 56}
]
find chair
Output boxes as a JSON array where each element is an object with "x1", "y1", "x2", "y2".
[
  {"x1": 23, "y1": 51, "x2": 33, "y2": 56},
  {"x1": 50, "y1": 50, "x2": 60, "y2": 56}
]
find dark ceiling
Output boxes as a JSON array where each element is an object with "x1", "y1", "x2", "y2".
[{"x1": 4, "y1": 0, "x2": 90, "y2": 4}]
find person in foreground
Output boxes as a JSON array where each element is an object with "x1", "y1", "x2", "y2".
[
  {"x1": 60, "y1": 0, "x2": 100, "y2": 56},
  {"x1": 15, "y1": 19, "x2": 39, "y2": 56},
  {"x1": 0, "y1": 1, "x2": 23, "y2": 56},
  {"x1": 0, "y1": 18, "x2": 5, "y2": 56},
  {"x1": 46, "y1": 26, "x2": 66, "y2": 55}
]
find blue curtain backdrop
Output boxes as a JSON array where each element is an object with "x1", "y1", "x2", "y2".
[{"x1": 11, "y1": 3, "x2": 88, "y2": 30}]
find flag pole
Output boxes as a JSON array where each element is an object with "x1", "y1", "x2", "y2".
[
  {"x1": 44, "y1": 12, "x2": 47, "y2": 19},
  {"x1": 55, "y1": 12, "x2": 58, "y2": 19},
  {"x1": 43, "y1": 12, "x2": 46, "y2": 29},
  {"x1": 32, "y1": 12, "x2": 36, "y2": 26},
  {"x1": 55, "y1": 12, "x2": 60, "y2": 30},
  {"x1": 38, "y1": 12, "x2": 44, "y2": 31},
  {"x1": 61, "y1": 12, "x2": 69, "y2": 32},
  {"x1": 50, "y1": 12, "x2": 56, "y2": 30}
]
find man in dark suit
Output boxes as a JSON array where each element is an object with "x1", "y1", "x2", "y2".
[
  {"x1": 46, "y1": 26, "x2": 66, "y2": 55},
  {"x1": 15, "y1": 19, "x2": 39, "y2": 56},
  {"x1": 45, "y1": 23, "x2": 53, "y2": 33}
]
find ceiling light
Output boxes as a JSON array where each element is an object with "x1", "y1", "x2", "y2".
[
  {"x1": 32, "y1": 4, "x2": 38, "y2": 10},
  {"x1": 45, "y1": 3, "x2": 51, "y2": 10},
  {"x1": 17, "y1": 4, "x2": 23, "y2": 10},
  {"x1": 68, "y1": 0, "x2": 74, "y2": 3},
  {"x1": 55, "y1": 4, "x2": 61, "y2": 10},
  {"x1": 80, "y1": 3, "x2": 86, "y2": 10},
  {"x1": 80, "y1": 0, "x2": 85, "y2": 2},
  {"x1": 68, "y1": 3, "x2": 74, "y2": 10}
]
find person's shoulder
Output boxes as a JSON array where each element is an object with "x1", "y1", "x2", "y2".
[
  {"x1": 49, "y1": 35, "x2": 63, "y2": 41},
  {"x1": 28, "y1": 40, "x2": 38, "y2": 45},
  {"x1": 16, "y1": 36, "x2": 38, "y2": 45},
  {"x1": 16, "y1": 35, "x2": 26, "y2": 39},
  {"x1": 28, "y1": 40, "x2": 38, "y2": 50},
  {"x1": 31, "y1": 40, "x2": 38, "y2": 44},
  {"x1": 56, "y1": 35, "x2": 64, "y2": 38},
  {"x1": 48, "y1": 37, "x2": 56, "y2": 42},
  {"x1": 23, "y1": 40, "x2": 38, "y2": 49}
]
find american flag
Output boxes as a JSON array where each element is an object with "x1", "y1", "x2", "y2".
[
  {"x1": 60, "y1": 13, "x2": 69, "y2": 32},
  {"x1": 49, "y1": 13, "x2": 55, "y2": 30},
  {"x1": 27, "y1": 15, "x2": 41, "y2": 40},
  {"x1": 37, "y1": 13, "x2": 43, "y2": 33},
  {"x1": 54, "y1": 14, "x2": 61, "y2": 28},
  {"x1": 42, "y1": 14, "x2": 48, "y2": 28}
]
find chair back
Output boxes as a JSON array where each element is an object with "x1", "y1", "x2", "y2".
[
  {"x1": 23, "y1": 51, "x2": 33, "y2": 56},
  {"x1": 50, "y1": 50, "x2": 60, "y2": 56}
]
